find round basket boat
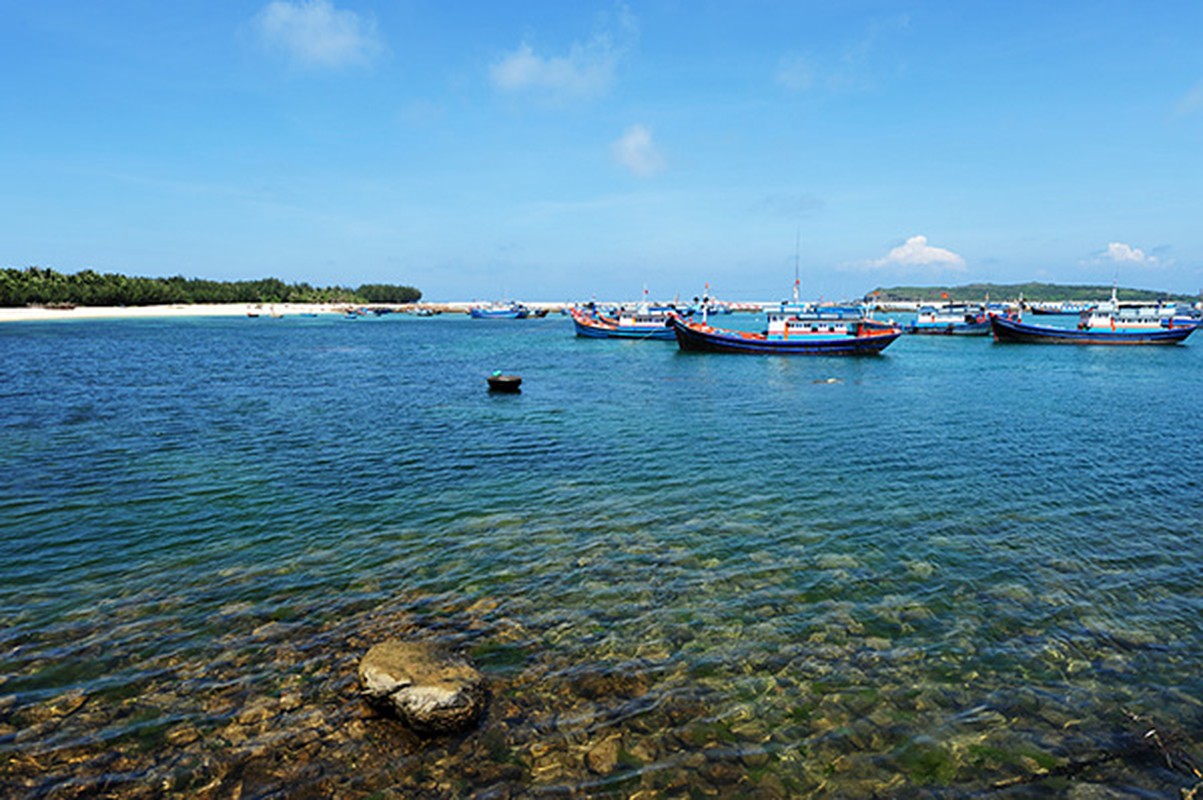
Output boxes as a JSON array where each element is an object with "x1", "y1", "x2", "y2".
[{"x1": 487, "y1": 373, "x2": 522, "y2": 393}]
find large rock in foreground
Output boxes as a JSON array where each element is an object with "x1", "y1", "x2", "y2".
[{"x1": 358, "y1": 640, "x2": 487, "y2": 734}]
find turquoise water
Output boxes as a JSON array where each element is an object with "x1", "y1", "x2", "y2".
[{"x1": 2, "y1": 313, "x2": 1201, "y2": 797}]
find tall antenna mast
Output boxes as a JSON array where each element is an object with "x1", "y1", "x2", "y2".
[{"x1": 793, "y1": 228, "x2": 801, "y2": 305}]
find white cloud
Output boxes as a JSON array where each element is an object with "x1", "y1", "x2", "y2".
[
  {"x1": 869, "y1": 235, "x2": 966, "y2": 270},
  {"x1": 1101, "y1": 241, "x2": 1158, "y2": 266},
  {"x1": 1105, "y1": 242, "x2": 1150, "y2": 263},
  {"x1": 490, "y1": 42, "x2": 616, "y2": 98},
  {"x1": 253, "y1": 0, "x2": 382, "y2": 68},
  {"x1": 490, "y1": 6, "x2": 638, "y2": 101},
  {"x1": 611, "y1": 124, "x2": 664, "y2": 177}
]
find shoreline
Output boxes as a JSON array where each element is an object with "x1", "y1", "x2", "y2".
[
  {"x1": 0, "y1": 300, "x2": 924, "y2": 324},
  {"x1": 0, "y1": 302, "x2": 472, "y2": 323},
  {"x1": 0, "y1": 303, "x2": 326, "y2": 323}
]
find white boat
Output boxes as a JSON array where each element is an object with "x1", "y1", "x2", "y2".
[{"x1": 905, "y1": 303, "x2": 990, "y2": 335}]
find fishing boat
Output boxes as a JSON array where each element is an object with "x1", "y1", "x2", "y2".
[
  {"x1": 671, "y1": 310, "x2": 902, "y2": 355},
  {"x1": 570, "y1": 305, "x2": 677, "y2": 340},
  {"x1": 906, "y1": 303, "x2": 990, "y2": 335},
  {"x1": 990, "y1": 288, "x2": 1201, "y2": 345},
  {"x1": 469, "y1": 302, "x2": 528, "y2": 319}
]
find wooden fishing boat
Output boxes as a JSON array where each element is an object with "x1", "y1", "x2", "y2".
[
  {"x1": 906, "y1": 303, "x2": 990, "y2": 335},
  {"x1": 570, "y1": 306, "x2": 676, "y2": 340},
  {"x1": 470, "y1": 302, "x2": 528, "y2": 319},
  {"x1": 671, "y1": 312, "x2": 902, "y2": 355},
  {"x1": 991, "y1": 286, "x2": 1200, "y2": 345},
  {"x1": 989, "y1": 314, "x2": 1199, "y2": 345}
]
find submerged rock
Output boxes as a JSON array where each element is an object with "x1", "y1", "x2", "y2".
[{"x1": 358, "y1": 640, "x2": 487, "y2": 734}]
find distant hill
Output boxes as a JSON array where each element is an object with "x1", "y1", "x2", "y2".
[{"x1": 870, "y1": 282, "x2": 1197, "y2": 303}]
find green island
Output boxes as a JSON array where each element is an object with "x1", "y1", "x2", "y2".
[
  {"x1": 0, "y1": 267, "x2": 421, "y2": 308},
  {"x1": 872, "y1": 282, "x2": 1198, "y2": 303}
]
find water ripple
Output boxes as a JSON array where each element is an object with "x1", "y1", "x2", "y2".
[{"x1": 1, "y1": 317, "x2": 1201, "y2": 797}]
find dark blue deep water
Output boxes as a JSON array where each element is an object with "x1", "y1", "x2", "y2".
[{"x1": 2, "y1": 313, "x2": 1201, "y2": 798}]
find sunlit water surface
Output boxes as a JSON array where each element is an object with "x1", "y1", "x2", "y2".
[{"x1": 1, "y1": 313, "x2": 1201, "y2": 797}]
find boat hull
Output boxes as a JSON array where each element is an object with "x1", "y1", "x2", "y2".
[
  {"x1": 470, "y1": 308, "x2": 528, "y2": 319},
  {"x1": 906, "y1": 321, "x2": 991, "y2": 335},
  {"x1": 990, "y1": 315, "x2": 1198, "y2": 345},
  {"x1": 487, "y1": 374, "x2": 522, "y2": 392},
  {"x1": 672, "y1": 318, "x2": 900, "y2": 355},
  {"x1": 571, "y1": 313, "x2": 675, "y2": 340}
]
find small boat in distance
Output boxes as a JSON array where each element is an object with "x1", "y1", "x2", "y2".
[
  {"x1": 672, "y1": 310, "x2": 902, "y2": 355},
  {"x1": 990, "y1": 288, "x2": 1201, "y2": 345},
  {"x1": 906, "y1": 303, "x2": 991, "y2": 335},
  {"x1": 470, "y1": 302, "x2": 529, "y2": 319}
]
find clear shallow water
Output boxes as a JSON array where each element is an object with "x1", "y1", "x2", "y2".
[{"x1": 1, "y1": 313, "x2": 1201, "y2": 797}]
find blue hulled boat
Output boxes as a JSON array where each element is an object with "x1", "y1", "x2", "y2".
[
  {"x1": 470, "y1": 302, "x2": 528, "y2": 319},
  {"x1": 571, "y1": 306, "x2": 677, "y2": 340},
  {"x1": 990, "y1": 288, "x2": 1200, "y2": 345},
  {"x1": 671, "y1": 311, "x2": 902, "y2": 355},
  {"x1": 906, "y1": 303, "x2": 991, "y2": 335},
  {"x1": 991, "y1": 286, "x2": 1200, "y2": 345},
  {"x1": 989, "y1": 314, "x2": 1199, "y2": 345}
]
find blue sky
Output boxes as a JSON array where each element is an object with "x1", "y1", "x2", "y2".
[{"x1": 3, "y1": 1, "x2": 1202, "y2": 301}]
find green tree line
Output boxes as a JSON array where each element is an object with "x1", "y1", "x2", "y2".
[
  {"x1": 0, "y1": 267, "x2": 421, "y2": 307},
  {"x1": 872, "y1": 282, "x2": 1196, "y2": 303}
]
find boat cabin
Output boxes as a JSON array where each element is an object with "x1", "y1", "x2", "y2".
[
  {"x1": 1077, "y1": 287, "x2": 1186, "y2": 332},
  {"x1": 764, "y1": 309, "x2": 878, "y2": 339},
  {"x1": 611, "y1": 304, "x2": 676, "y2": 328},
  {"x1": 914, "y1": 303, "x2": 985, "y2": 325}
]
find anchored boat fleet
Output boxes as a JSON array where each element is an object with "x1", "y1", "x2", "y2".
[{"x1": 467, "y1": 284, "x2": 1203, "y2": 353}]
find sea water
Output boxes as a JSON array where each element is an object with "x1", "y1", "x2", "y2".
[{"x1": 1, "y1": 313, "x2": 1201, "y2": 797}]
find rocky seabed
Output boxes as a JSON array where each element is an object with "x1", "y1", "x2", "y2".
[{"x1": 2, "y1": 589, "x2": 1201, "y2": 799}]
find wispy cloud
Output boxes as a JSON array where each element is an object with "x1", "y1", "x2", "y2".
[
  {"x1": 776, "y1": 55, "x2": 815, "y2": 91},
  {"x1": 777, "y1": 14, "x2": 910, "y2": 93},
  {"x1": 490, "y1": 5, "x2": 638, "y2": 101},
  {"x1": 860, "y1": 234, "x2": 967, "y2": 271},
  {"x1": 755, "y1": 193, "x2": 824, "y2": 219},
  {"x1": 612, "y1": 124, "x2": 664, "y2": 177},
  {"x1": 1174, "y1": 79, "x2": 1203, "y2": 117},
  {"x1": 253, "y1": 0, "x2": 383, "y2": 68}
]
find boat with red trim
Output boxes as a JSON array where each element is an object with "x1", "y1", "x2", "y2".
[
  {"x1": 671, "y1": 310, "x2": 902, "y2": 355},
  {"x1": 905, "y1": 303, "x2": 991, "y2": 335},
  {"x1": 470, "y1": 301, "x2": 529, "y2": 319},
  {"x1": 990, "y1": 288, "x2": 1201, "y2": 345},
  {"x1": 570, "y1": 305, "x2": 678, "y2": 340}
]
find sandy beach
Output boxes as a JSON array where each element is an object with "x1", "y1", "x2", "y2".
[
  {"x1": 0, "y1": 303, "x2": 333, "y2": 323},
  {"x1": 0, "y1": 301, "x2": 609, "y2": 322},
  {"x1": 0, "y1": 303, "x2": 484, "y2": 323}
]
